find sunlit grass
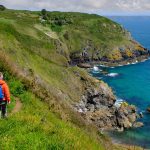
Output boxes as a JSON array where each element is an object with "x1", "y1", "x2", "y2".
[{"x1": 0, "y1": 75, "x2": 104, "y2": 149}]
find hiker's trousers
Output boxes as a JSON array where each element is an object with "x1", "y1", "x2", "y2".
[{"x1": 0, "y1": 101, "x2": 7, "y2": 118}]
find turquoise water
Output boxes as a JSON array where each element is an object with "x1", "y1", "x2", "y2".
[{"x1": 91, "y1": 17, "x2": 150, "y2": 148}]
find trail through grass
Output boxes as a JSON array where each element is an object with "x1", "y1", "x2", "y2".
[{"x1": 11, "y1": 97, "x2": 22, "y2": 114}]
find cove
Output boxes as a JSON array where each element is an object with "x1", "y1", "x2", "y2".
[{"x1": 91, "y1": 16, "x2": 150, "y2": 148}]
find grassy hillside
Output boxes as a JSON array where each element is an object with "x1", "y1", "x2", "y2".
[
  {"x1": 0, "y1": 9, "x2": 143, "y2": 149},
  {"x1": 39, "y1": 11, "x2": 147, "y2": 62},
  {"x1": 0, "y1": 68, "x2": 104, "y2": 149},
  {"x1": 40, "y1": 11, "x2": 131, "y2": 61}
]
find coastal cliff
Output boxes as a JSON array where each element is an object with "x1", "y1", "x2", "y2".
[
  {"x1": 0, "y1": 8, "x2": 144, "y2": 149},
  {"x1": 73, "y1": 71, "x2": 141, "y2": 131},
  {"x1": 39, "y1": 11, "x2": 149, "y2": 67}
]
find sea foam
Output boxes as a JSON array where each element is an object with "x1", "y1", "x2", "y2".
[
  {"x1": 93, "y1": 66, "x2": 99, "y2": 71},
  {"x1": 107, "y1": 73, "x2": 119, "y2": 77},
  {"x1": 115, "y1": 98, "x2": 124, "y2": 108}
]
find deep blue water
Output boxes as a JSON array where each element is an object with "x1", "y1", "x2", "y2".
[{"x1": 91, "y1": 17, "x2": 150, "y2": 148}]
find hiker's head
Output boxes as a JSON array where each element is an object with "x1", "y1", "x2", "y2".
[{"x1": 0, "y1": 72, "x2": 3, "y2": 80}]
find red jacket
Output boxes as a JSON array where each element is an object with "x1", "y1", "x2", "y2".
[{"x1": 0, "y1": 80, "x2": 10, "y2": 102}]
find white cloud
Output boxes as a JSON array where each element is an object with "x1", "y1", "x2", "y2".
[
  {"x1": 1, "y1": 0, "x2": 150, "y2": 15},
  {"x1": 116, "y1": 0, "x2": 143, "y2": 11}
]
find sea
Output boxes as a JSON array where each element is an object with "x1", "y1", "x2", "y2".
[{"x1": 91, "y1": 16, "x2": 150, "y2": 149}]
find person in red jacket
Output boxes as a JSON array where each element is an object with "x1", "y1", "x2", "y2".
[{"x1": 0, "y1": 72, "x2": 10, "y2": 118}]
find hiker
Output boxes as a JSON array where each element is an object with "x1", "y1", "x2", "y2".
[{"x1": 0, "y1": 72, "x2": 10, "y2": 118}]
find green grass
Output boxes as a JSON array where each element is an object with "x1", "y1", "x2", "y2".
[{"x1": 0, "y1": 70, "x2": 104, "y2": 150}]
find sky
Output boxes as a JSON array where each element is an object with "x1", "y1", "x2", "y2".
[{"x1": 1, "y1": 0, "x2": 150, "y2": 16}]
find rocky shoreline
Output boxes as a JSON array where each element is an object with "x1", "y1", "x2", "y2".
[
  {"x1": 71, "y1": 50, "x2": 149, "y2": 149},
  {"x1": 72, "y1": 53, "x2": 149, "y2": 132},
  {"x1": 73, "y1": 75, "x2": 143, "y2": 132},
  {"x1": 77, "y1": 54, "x2": 149, "y2": 68}
]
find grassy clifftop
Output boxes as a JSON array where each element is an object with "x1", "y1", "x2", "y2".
[
  {"x1": 0, "y1": 9, "x2": 143, "y2": 149},
  {"x1": 38, "y1": 10, "x2": 147, "y2": 62}
]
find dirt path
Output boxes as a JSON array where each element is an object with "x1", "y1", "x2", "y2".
[{"x1": 11, "y1": 98, "x2": 22, "y2": 114}]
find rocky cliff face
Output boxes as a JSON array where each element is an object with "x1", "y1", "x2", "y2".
[
  {"x1": 70, "y1": 41, "x2": 149, "y2": 66},
  {"x1": 74, "y1": 74, "x2": 141, "y2": 131}
]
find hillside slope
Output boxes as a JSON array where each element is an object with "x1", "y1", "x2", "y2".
[
  {"x1": 0, "y1": 9, "x2": 143, "y2": 149},
  {"x1": 39, "y1": 11, "x2": 148, "y2": 63}
]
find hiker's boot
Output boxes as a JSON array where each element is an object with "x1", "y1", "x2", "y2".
[{"x1": 1, "y1": 112, "x2": 7, "y2": 119}]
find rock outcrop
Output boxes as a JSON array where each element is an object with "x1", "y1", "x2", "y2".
[
  {"x1": 70, "y1": 39, "x2": 150, "y2": 67},
  {"x1": 74, "y1": 74, "x2": 142, "y2": 131},
  {"x1": 146, "y1": 106, "x2": 150, "y2": 112}
]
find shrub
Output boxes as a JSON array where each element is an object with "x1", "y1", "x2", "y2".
[
  {"x1": 41, "y1": 9, "x2": 47, "y2": 16},
  {"x1": 125, "y1": 48, "x2": 133, "y2": 57},
  {"x1": 41, "y1": 9, "x2": 48, "y2": 20},
  {"x1": 51, "y1": 24, "x2": 62, "y2": 33},
  {"x1": 107, "y1": 49, "x2": 122, "y2": 61},
  {"x1": 0, "y1": 5, "x2": 6, "y2": 11}
]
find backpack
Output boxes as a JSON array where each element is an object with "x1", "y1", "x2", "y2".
[{"x1": 0, "y1": 85, "x2": 4, "y2": 101}]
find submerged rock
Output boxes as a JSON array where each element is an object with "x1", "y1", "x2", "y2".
[
  {"x1": 146, "y1": 107, "x2": 150, "y2": 112},
  {"x1": 139, "y1": 112, "x2": 144, "y2": 118},
  {"x1": 133, "y1": 122, "x2": 144, "y2": 128}
]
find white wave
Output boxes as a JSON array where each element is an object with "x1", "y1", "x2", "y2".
[
  {"x1": 115, "y1": 98, "x2": 124, "y2": 108},
  {"x1": 111, "y1": 67, "x2": 115, "y2": 68},
  {"x1": 116, "y1": 98, "x2": 124, "y2": 103},
  {"x1": 93, "y1": 66, "x2": 99, "y2": 71},
  {"x1": 92, "y1": 71, "x2": 99, "y2": 74},
  {"x1": 99, "y1": 64, "x2": 105, "y2": 67},
  {"x1": 107, "y1": 73, "x2": 119, "y2": 77},
  {"x1": 131, "y1": 62, "x2": 136, "y2": 65},
  {"x1": 131, "y1": 60, "x2": 138, "y2": 65},
  {"x1": 118, "y1": 64, "x2": 123, "y2": 67},
  {"x1": 99, "y1": 64, "x2": 108, "y2": 67}
]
